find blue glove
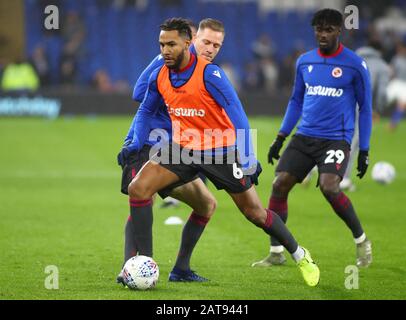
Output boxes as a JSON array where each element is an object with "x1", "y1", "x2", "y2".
[
  {"x1": 117, "y1": 147, "x2": 131, "y2": 168},
  {"x1": 250, "y1": 161, "x2": 262, "y2": 185},
  {"x1": 117, "y1": 140, "x2": 134, "y2": 168}
]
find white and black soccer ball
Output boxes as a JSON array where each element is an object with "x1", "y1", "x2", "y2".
[
  {"x1": 371, "y1": 161, "x2": 396, "y2": 185},
  {"x1": 122, "y1": 255, "x2": 159, "y2": 290}
]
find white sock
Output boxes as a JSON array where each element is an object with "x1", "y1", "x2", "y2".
[
  {"x1": 270, "y1": 245, "x2": 284, "y2": 254},
  {"x1": 291, "y1": 246, "x2": 305, "y2": 262},
  {"x1": 354, "y1": 233, "x2": 366, "y2": 244}
]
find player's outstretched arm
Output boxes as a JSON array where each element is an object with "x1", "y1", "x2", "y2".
[
  {"x1": 121, "y1": 54, "x2": 166, "y2": 160},
  {"x1": 117, "y1": 68, "x2": 163, "y2": 167},
  {"x1": 355, "y1": 60, "x2": 373, "y2": 179},
  {"x1": 279, "y1": 58, "x2": 305, "y2": 137},
  {"x1": 268, "y1": 58, "x2": 305, "y2": 165},
  {"x1": 123, "y1": 113, "x2": 138, "y2": 145}
]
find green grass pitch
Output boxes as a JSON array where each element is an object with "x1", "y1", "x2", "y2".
[{"x1": 0, "y1": 116, "x2": 405, "y2": 300}]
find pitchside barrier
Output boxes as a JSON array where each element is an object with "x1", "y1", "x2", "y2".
[
  {"x1": 0, "y1": 89, "x2": 396, "y2": 119},
  {"x1": 0, "y1": 88, "x2": 290, "y2": 118}
]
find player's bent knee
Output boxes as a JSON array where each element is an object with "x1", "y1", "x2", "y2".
[
  {"x1": 128, "y1": 180, "x2": 151, "y2": 200},
  {"x1": 272, "y1": 175, "x2": 291, "y2": 195},
  {"x1": 206, "y1": 197, "x2": 217, "y2": 217},
  {"x1": 127, "y1": 181, "x2": 140, "y2": 199},
  {"x1": 319, "y1": 183, "x2": 340, "y2": 197},
  {"x1": 198, "y1": 196, "x2": 217, "y2": 217}
]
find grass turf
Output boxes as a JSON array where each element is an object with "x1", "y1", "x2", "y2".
[{"x1": 0, "y1": 116, "x2": 405, "y2": 300}]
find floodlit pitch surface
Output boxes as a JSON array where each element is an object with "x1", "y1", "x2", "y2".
[{"x1": 1, "y1": 116, "x2": 405, "y2": 299}]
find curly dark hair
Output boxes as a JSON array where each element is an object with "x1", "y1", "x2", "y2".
[
  {"x1": 160, "y1": 18, "x2": 192, "y2": 40},
  {"x1": 311, "y1": 9, "x2": 343, "y2": 27}
]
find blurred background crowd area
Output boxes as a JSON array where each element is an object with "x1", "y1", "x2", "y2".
[{"x1": 0, "y1": 0, "x2": 405, "y2": 95}]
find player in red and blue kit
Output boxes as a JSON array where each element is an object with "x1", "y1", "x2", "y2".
[
  {"x1": 126, "y1": 18, "x2": 320, "y2": 286},
  {"x1": 252, "y1": 9, "x2": 373, "y2": 268},
  {"x1": 117, "y1": 19, "x2": 228, "y2": 283}
]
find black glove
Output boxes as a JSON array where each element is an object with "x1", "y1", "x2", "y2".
[
  {"x1": 267, "y1": 134, "x2": 285, "y2": 165},
  {"x1": 250, "y1": 161, "x2": 263, "y2": 185},
  {"x1": 357, "y1": 150, "x2": 369, "y2": 179}
]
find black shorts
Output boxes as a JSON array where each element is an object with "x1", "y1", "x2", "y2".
[
  {"x1": 276, "y1": 134, "x2": 351, "y2": 182},
  {"x1": 120, "y1": 144, "x2": 200, "y2": 198},
  {"x1": 157, "y1": 176, "x2": 200, "y2": 199},
  {"x1": 152, "y1": 143, "x2": 252, "y2": 194},
  {"x1": 120, "y1": 145, "x2": 152, "y2": 195}
]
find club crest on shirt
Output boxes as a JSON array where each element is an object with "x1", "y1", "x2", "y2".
[
  {"x1": 212, "y1": 70, "x2": 221, "y2": 78},
  {"x1": 332, "y1": 67, "x2": 342, "y2": 78}
]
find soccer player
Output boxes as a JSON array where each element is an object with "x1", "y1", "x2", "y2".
[
  {"x1": 132, "y1": 20, "x2": 211, "y2": 209},
  {"x1": 340, "y1": 40, "x2": 390, "y2": 191},
  {"x1": 160, "y1": 21, "x2": 197, "y2": 209},
  {"x1": 127, "y1": 18, "x2": 320, "y2": 286},
  {"x1": 252, "y1": 9, "x2": 373, "y2": 268},
  {"x1": 118, "y1": 19, "x2": 229, "y2": 283}
]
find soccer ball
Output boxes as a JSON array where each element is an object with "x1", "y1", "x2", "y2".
[
  {"x1": 122, "y1": 255, "x2": 159, "y2": 290},
  {"x1": 371, "y1": 161, "x2": 396, "y2": 185}
]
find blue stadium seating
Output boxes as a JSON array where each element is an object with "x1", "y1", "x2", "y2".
[{"x1": 23, "y1": 0, "x2": 368, "y2": 88}]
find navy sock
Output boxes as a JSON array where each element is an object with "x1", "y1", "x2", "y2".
[
  {"x1": 262, "y1": 209, "x2": 298, "y2": 254},
  {"x1": 268, "y1": 196, "x2": 288, "y2": 247},
  {"x1": 174, "y1": 212, "x2": 210, "y2": 271},
  {"x1": 325, "y1": 192, "x2": 364, "y2": 238},
  {"x1": 124, "y1": 215, "x2": 137, "y2": 265},
  {"x1": 129, "y1": 198, "x2": 153, "y2": 257}
]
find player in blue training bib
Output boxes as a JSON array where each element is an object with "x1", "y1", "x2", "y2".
[{"x1": 252, "y1": 8, "x2": 373, "y2": 269}]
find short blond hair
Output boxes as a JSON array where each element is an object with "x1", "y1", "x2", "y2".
[{"x1": 198, "y1": 18, "x2": 225, "y2": 35}]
